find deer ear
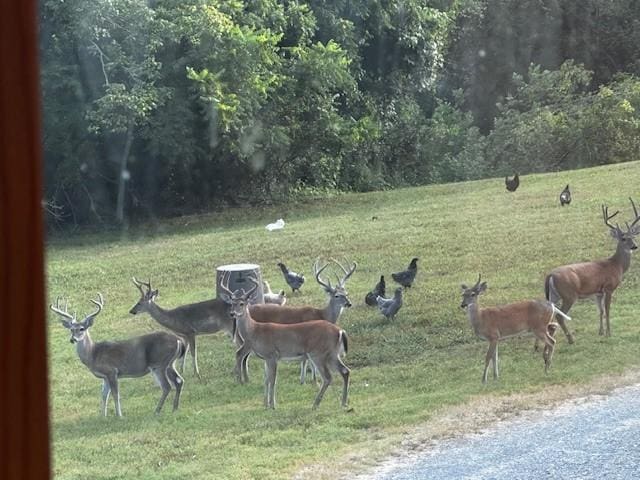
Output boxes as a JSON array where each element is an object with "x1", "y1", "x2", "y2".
[
  {"x1": 61, "y1": 320, "x2": 73, "y2": 329},
  {"x1": 479, "y1": 282, "x2": 488, "y2": 292},
  {"x1": 151, "y1": 289, "x2": 159, "y2": 299},
  {"x1": 610, "y1": 229, "x2": 620, "y2": 240},
  {"x1": 460, "y1": 284, "x2": 468, "y2": 291},
  {"x1": 84, "y1": 316, "x2": 95, "y2": 328},
  {"x1": 220, "y1": 293, "x2": 232, "y2": 305}
]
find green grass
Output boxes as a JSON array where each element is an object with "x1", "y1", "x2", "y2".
[{"x1": 47, "y1": 161, "x2": 640, "y2": 479}]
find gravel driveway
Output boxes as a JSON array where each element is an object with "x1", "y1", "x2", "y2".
[{"x1": 360, "y1": 384, "x2": 640, "y2": 480}]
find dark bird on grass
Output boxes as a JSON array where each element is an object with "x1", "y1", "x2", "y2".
[
  {"x1": 559, "y1": 184, "x2": 571, "y2": 206},
  {"x1": 376, "y1": 287, "x2": 403, "y2": 321},
  {"x1": 392, "y1": 257, "x2": 419, "y2": 289},
  {"x1": 277, "y1": 262, "x2": 305, "y2": 293},
  {"x1": 365, "y1": 275, "x2": 386, "y2": 306},
  {"x1": 505, "y1": 173, "x2": 520, "y2": 192}
]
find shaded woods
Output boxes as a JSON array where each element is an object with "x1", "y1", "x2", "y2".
[{"x1": 41, "y1": 0, "x2": 640, "y2": 227}]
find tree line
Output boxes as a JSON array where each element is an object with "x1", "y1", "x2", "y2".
[{"x1": 40, "y1": 0, "x2": 640, "y2": 227}]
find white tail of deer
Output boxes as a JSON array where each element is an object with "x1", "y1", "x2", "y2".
[
  {"x1": 460, "y1": 275, "x2": 570, "y2": 384},
  {"x1": 51, "y1": 294, "x2": 185, "y2": 416},
  {"x1": 544, "y1": 198, "x2": 639, "y2": 343},
  {"x1": 220, "y1": 272, "x2": 350, "y2": 409}
]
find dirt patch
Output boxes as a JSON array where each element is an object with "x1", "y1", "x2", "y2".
[{"x1": 293, "y1": 369, "x2": 640, "y2": 480}]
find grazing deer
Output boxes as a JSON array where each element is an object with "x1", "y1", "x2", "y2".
[
  {"x1": 543, "y1": 198, "x2": 640, "y2": 344},
  {"x1": 129, "y1": 278, "x2": 235, "y2": 379},
  {"x1": 246, "y1": 259, "x2": 356, "y2": 383},
  {"x1": 460, "y1": 275, "x2": 570, "y2": 384},
  {"x1": 50, "y1": 294, "x2": 185, "y2": 416},
  {"x1": 220, "y1": 273, "x2": 350, "y2": 409}
]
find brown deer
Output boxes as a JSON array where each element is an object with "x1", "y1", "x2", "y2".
[
  {"x1": 544, "y1": 198, "x2": 640, "y2": 344},
  {"x1": 220, "y1": 273, "x2": 350, "y2": 409},
  {"x1": 245, "y1": 259, "x2": 356, "y2": 383},
  {"x1": 50, "y1": 294, "x2": 185, "y2": 416},
  {"x1": 129, "y1": 278, "x2": 235, "y2": 379},
  {"x1": 460, "y1": 275, "x2": 570, "y2": 384}
]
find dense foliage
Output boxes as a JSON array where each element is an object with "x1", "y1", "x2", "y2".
[{"x1": 40, "y1": 0, "x2": 640, "y2": 226}]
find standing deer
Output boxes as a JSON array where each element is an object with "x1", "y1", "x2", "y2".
[
  {"x1": 220, "y1": 273, "x2": 350, "y2": 409},
  {"x1": 50, "y1": 294, "x2": 185, "y2": 416},
  {"x1": 460, "y1": 275, "x2": 570, "y2": 384},
  {"x1": 129, "y1": 278, "x2": 235, "y2": 379},
  {"x1": 246, "y1": 259, "x2": 356, "y2": 383},
  {"x1": 544, "y1": 198, "x2": 640, "y2": 344}
]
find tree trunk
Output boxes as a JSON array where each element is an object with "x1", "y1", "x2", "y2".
[{"x1": 116, "y1": 123, "x2": 134, "y2": 223}]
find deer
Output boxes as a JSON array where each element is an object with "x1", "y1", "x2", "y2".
[
  {"x1": 245, "y1": 259, "x2": 356, "y2": 384},
  {"x1": 542, "y1": 198, "x2": 640, "y2": 345},
  {"x1": 50, "y1": 293, "x2": 185, "y2": 416},
  {"x1": 129, "y1": 277, "x2": 235, "y2": 379},
  {"x1": 220, "y1": 272, "x2": 350, "y2": 409},
  {"x1": 460, "y1": 275, "x2": 571, "y2": 384}
]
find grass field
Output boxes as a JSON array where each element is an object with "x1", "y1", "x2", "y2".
[{"x1": 47, "y1": 161, "x2": 640, "y2": 479}]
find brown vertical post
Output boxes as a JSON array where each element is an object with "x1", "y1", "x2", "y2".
[{"x1": 0, "y1": 0, "x2": 51, "y2": 478}]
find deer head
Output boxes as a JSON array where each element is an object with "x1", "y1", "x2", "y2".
[
  {"x1": 50, "y1": 293, "x2": 104, "y2": 343},
  {"x1": 460, "y1": 274, "x2": 487, "y2": 309},
  {"x1": 603, "y1": 198, "x2": 640, "y2": 252},
  {"x1": 219, "y1": 271, "x2": 259, "y2": 320},
  {"x1": 313, "y1": 259, "x2": 357, "y2": 309},
  {"x1": 129, "y1": 277, "x2": 159, "y2": 314}
]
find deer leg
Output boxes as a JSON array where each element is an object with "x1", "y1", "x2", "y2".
[
  {"x1": 165, "y1": 366, "x2": 184, "y2": 412},
  {"x1": 483, "y1": 340, "x2": 497, "y2": 384},
  {"x1": 335, "y1": 357, "x2": 350, "y2": 408},
  {"x1": 107, "y1": 375, "x2": 122, "y2": 417},
  {"x1": 312, "y1": 361, "x2": 333, "y2": 410},
  {"x1": 595, "y1": 294, "x2": 605, "y2": 336},
  {"x1": 187, "y1": 336, "x2": 201, "y2": 380},
  {"x1": 299, "y1": 358, "x2": 308, "y2": 384},
  {"x1": 493, "y1": 343, "x2": 499, "y2": 380},
  {"x1": 152, "y1": 368, "x2": 172, "y2": 414},
  {"x1": 101, "y1": 379, "x2": 111, "y2": 417},
  {"x1": 558, "y1": 300, "x2": 575, "y2": 344},
  {"x1": 604, "y1": 292, "x2": 613, "y2": 337},
  {"x1": 264, "y1": 359, "x2": 278, "y2": 409},
  {"x1": 180, "y1": 341, "x2": 189, "y2": 374},
  {"x1": 235, "y1": 343, "x2": 251, "y2": 384},
  {"x1": 542, "y1": 332, "x2": 556, "y2": 373}
]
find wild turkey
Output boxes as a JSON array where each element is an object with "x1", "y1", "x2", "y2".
[
  {"x1": 391, "y1": 257, "x2": 419, "y2": 289},
  {"x1": 365, "y1": 275, "x2": 386, "y2": 306},
  {"x1": 559, "y1": 184, "x2": 571, "y2": 206},
  {"x1": 376, "y1": 288, "x2": 403, "y2": 321},
  {"x1": 277, "y1": 262, "x2": 305, "y2": 293},
  {"x1": 505, "y1": 173, "x2": 520, "y2": 192}
]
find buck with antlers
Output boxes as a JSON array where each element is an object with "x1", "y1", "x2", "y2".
[
  {"x1": 221, "y1": 273, "x2": 351, "y2": 409},
  {"x1": 50, "y1": 293, "x2": 185, "y2": 416},
  {"x1": 460, "y1": 275, "x2": 571, "y2": 384},
  {"x1": 543, "y1": 198, "x2": 640, "y2": 344},
  {"x1": 129, "y1": 278, "x2": 235, "y2": 379},
  {"x1": 246, "y1": 259, "x2": 356, "y2": 383}
]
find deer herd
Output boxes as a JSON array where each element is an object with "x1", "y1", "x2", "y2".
[{"x1": 50, "y1": 198, "x2": 640, "y2": 417}]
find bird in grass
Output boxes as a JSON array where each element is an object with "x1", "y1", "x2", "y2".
[
  {"x1": 392, "y1": 257, "x2": 419, "y2": 289},
  {"x1": 559, "y1": 184, "x2": 571, "y2": 206},
  {"x1": 505, "y1": 173, "x2": 520, "y2": 192},
  {"x1": 277, "y1": 262, "x2": 305, "y2": 293},
  {"x1": 365, "y1": 275, "x2": 386, "y2": 306},
  {"x1": 376, "y1": 287, "x2": 403, "y2": 321}
]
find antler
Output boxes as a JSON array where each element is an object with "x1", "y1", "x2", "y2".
[
  {"x1": 132, "y1": 277, "x2": 152, "y2": 295},
  {"x1": 602, "y1": 204, "x2": 621, "y2": 231},
  {"x1": 332, "y1": 258, "x2": 357, "y2": 287},
  {"x1": 219, "y1": 271, "x2": 234, "y2": 297},
  {"x1": 628, "y1": 197, "x2": 640, "y2": 234},
  {"x1": 85, "y1": 293, "x2": 104, "y2": 322},
  {"x1": 50, "y1": 297, "x2": 75, "y2": 321},
  {"x1": 313, "y1": 260, "x2": 333, "y2": 291}
]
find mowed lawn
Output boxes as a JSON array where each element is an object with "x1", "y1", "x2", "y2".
[{"x1": 47, "y1": 161, "x2": 640, "y2": 479}]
